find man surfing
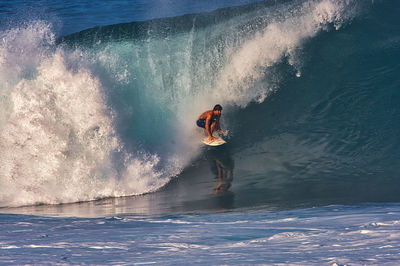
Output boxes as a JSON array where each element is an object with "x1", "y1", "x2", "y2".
[{"x1": 196, "y1": 104, "x2": 226, "y2": 142}]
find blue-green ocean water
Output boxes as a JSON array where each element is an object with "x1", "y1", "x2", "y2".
[{"x1": 1, "y1": 0, "x2": 400, "y2": 264}]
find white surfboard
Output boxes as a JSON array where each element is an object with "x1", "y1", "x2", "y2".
[{"x1": 202, "y1": 137, "x2": 226, "y2": 146}]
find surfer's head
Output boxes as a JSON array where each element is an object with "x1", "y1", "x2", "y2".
[
  {"x1": 213, "y1": 104, "x2": 222, "y2": 111},
  {"x1": 213, "y1": 104, "x2": 222, "y2": 117}
]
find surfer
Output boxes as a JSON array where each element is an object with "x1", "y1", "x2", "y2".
[{"x1": 197, "y1": 104, "x2": 226, "y2": 141}]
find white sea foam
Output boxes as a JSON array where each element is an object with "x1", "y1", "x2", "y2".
[
  {"x1": 213, "y1": 0, "x2": 357, "y2": 107},
  {"x1": 0, "y1": 21, "x2": 174, "y2": 207}
]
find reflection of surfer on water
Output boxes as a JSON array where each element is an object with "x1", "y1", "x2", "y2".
[{"x1": 206, "y1": 147, "x2": 234, "y2": 194}]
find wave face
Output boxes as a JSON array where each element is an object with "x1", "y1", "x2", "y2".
[{"x1": 1, "y1": 0, "x2": 399, "y2": 208}]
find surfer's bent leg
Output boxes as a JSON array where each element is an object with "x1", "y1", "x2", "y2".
[
  {"x1": 196, "y1": 119, "x2": 206, "y2": 128},
  {"x1": 197, "y1": 119, "x2": 217, "y2": 136}
]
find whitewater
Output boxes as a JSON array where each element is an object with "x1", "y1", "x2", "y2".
[{"x1": 1, "y1": 0, "x2": 400, "y2": 264}]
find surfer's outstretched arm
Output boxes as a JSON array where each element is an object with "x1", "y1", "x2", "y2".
[{"x1": 213, "y1": 118, "x2": 227, "y2": 136}]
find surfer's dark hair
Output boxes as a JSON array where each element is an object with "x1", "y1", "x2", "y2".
[{"x1": 213, "y1": 104, "x2": 223, "y2": 111}]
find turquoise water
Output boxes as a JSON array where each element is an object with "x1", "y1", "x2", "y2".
[{"x1": 1, "y1": 0, "x2": 400, "y2": 264}]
